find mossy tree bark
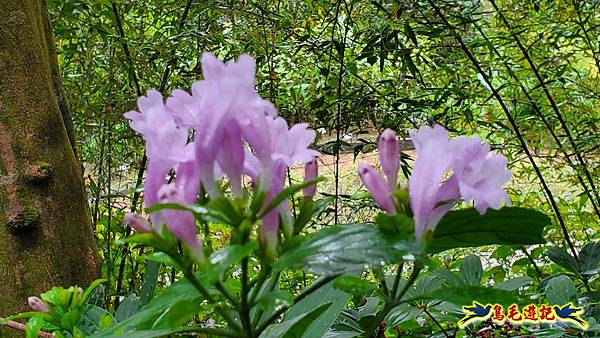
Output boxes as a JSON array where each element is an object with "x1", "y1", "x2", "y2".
[{"x1": 0, "y1": 0, "x2": 100, "y2": 325}]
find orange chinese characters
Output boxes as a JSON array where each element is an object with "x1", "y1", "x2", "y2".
[
  {"x1": 507, "y1": 304, "x2": 523, "y2": 322},
  {"x1": 491, "y1": 304, "x2": 505, "y2": 323},
  {"x1": 522, "y1": 304, "x2": 538, "y2": 321},
  {"x1": 539, "y1": 304, "x2": 555, "y2": 321}
]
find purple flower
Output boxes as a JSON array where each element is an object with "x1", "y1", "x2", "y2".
[
  {"x1": 250, "y1": 116, "x2": 318, "y2": 255},
  {"x1": 357, "y1": 129, "x2": 400, "y2": 213},
  {"x1": 303, "y1": 158, "x2": 318, "y2": 197},
  {"x1": 450, "y1": 137, "x2": 512, "y2": 213},
  {"x1": 124, "y1": 213, "x2": 152, "y2": 233},
  {"x1": 165, "y1": 53, "x2": 276, "y2": 198},
  {"x1": 216, "y1": 121, "x2": 244, "y2": 196},
  {"x1": 124, "y1": 53, "x2": 321, "y2": 259},
  {"x1": 409, "y1": 124, "x2": 511, "y2": 241},
  {"x1": 124, "y1": 89, "x2": 192, "y2": 210},
  {"x1": 408, "y1": 125, "x2": 457, "y2": 240},
  {"x1": 358, "y1": 164, "x2": 396, "y2": 214},
  {"x1": 378, "y1": 129, "x2": 400, "y2": 189},
  {"x1": 28, "y1": 296, "x2": 49, "y2": 312},
  {"x1": 259, "y1": 161, "x2": 288, "y2": 258},
  {"x1": 157, "y1": 184, "x2": 204, "y2": 261}
]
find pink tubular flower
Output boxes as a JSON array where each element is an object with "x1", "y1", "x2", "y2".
[
  {"x1": 124, "y1": 89, "x2": 191, "y2": 210},
  {"x1": 378, "y1": 129, "x2": 400, "y2": 189},
  {"x1": 124, "y1": 213, "x2": 152, "y2": 233},
  {"x1": 125, "y1": 53, "x2": 321, "y2": 259},
  {"x1": 157, "y1": 184, "x2": 204, "y2": 262},
  {"x1": 250, "y1": 117, "x2": 318, "y2": 256},
  {"x1": 303, "y1": 158, "x2": 318, "y2": 197},
  {"x1": 358, "y1": 164, "x2": 396, "y2": 214},
  {"x1": 28, "y1": 296, "x2": 49, "y2": 312},
  {"x1": 409, "y1": 124, "x2": 511, "y2": 241},
  {"x1": 449, "y1": 137, "x2": 512, "y2": 213},
  {"x1": 357, "y1": 129, "x2": 401, "y2": 214}
]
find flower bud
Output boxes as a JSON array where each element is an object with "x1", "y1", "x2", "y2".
[
  {"x1": 358, "y1": 164, "x2": 396, "y2": 214},
  {"x1": 124, "y1": 213, "x2": 153, "y2": 233},
  {"x1": 303, "y1": 158, "x2": 318, "y2": 197},
  {"x1": 28, "y1": 296, "x2": 49, "y2": 312},
  {"x1": 378, "y1": 129, "x2": 400, "y2": 189}
]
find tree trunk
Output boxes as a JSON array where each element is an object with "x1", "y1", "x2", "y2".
[{"x1": 0, "y1": 0, "x2": 100, "y2": 325}]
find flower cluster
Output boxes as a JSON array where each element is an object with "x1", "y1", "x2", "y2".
[
  {"x1": 124, "y1": 53, "x2": 319, "y2": 259},
  {"x1": 358, "y1": 125, "x2": 511, "y2": 241}
]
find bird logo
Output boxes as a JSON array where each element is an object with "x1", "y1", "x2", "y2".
[
  {"x1": 459, "y1": 301, "x2": 492, "y2": 327},
  {"x1": 553, "y1": 303, "x2": 588, "y2": 329}
]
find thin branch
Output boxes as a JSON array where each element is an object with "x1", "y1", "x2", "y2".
[
  {"x1": 472, "y1": 23, "x2": 600, "y2": 218},
  {"x1": 0, "y1": 317, "x2": 54, "y2": 338},
  {"x1": 489, "y1": 0, "x2": 600, "y2": 217},
  {"x1": 427, "y1": 0, "x2": 579, "y2": 260}
]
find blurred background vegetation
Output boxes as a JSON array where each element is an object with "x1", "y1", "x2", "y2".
[{"x1": 46, "y1": 0, "x2": 598, "y2": 306}]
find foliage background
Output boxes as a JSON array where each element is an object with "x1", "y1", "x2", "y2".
[{"x1": 47, "y1": 0, "x2": 598, "y2": 316}]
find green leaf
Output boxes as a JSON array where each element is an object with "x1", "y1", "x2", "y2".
[
  {"x1": 274, "y1": 224, "x2": 422, "y2": 275},
  {"x1": 92, "y1": 328, "x2": 192, "y2": 338},
  {"x1": 282, "y1": 278, "x2": 352, "y2": 338},
  {"x1": 80, "y1": 279, "x2": 107, "y2": 307},
  {"x1": 293, "y1": 197, "x2": 315, "y2": 234},
  {"x1": 387, "y1": 303, "x2": 423, "y2": 326},
  {"x1": 115, "y1": 295, "x2": 140, "y2": 322},
  {"x1": 579, "y1": 242, "x2": 600, "y2": 272},
  {"x1": 256, "y1": 290, "x2": 294, "y2": 311},
  {"x1": 546, "y1": 275, "x2": 576, "y2": 305},
  {"x1": 139, "y1": 261, "x2": 161, "y2": 306},
  {"x1": 413, "y1": 275, "x2": 445, "y2": 298},
  {"x1": 90, "y1": 278, "x2": 203, "y2": 336},
  {"x1": 333, "y1": 276, "x2": 376, "y2": 296},
  {"x1": 146, "y1": 252, "x2": 178, "y2": 268},
  {"x1": 209, "y1": 241, "x2": 258, "y2": 271},
  {"x1": 26, "y1": 314, "x2": 44, "y2": 338},
  {"x1": 546, "y1": 248, "x2": 580, "y2": 273},
  {"x1": 61, "y1": 308, "x2": 82, "y2": 330},
  {"x1": 144, "y1": 202, "x2": 208, "y2": 215},
  {"x1": 152, "y1": 298, "x2": 201, "y2": 329},
  {"x1": 258, "y1": 177, "x2": 325, "y2": 219},
  {"x1": 426, "y1": 286, "x2": 520, "y2": 308},
  {"x1": 78, "y1": 305, "x2": 116, "y2": 335},
  {"x1": 86, "y1": 284, "x2": 106, "y2": 308},
  {"x1": 41, "y1": 286, "x2": 74, "y2": 308},
  {"x1": 430, "y1": 207, "x2": 549, "y2": 253},
  {"x1": 375, "y1": 213, "x2": 414, "y2": 236},
  {"x1": 432, "y1": 269, "x2": 464, "y2": 287},
  {"x1": 459, "y1": 255, "x2": 483, "y2": 286},
  {"x1": 494, "y1": 276, "x2": 533, "y2": 291},
  {"x1": 259, "y1": 302, "x2": 332, "y2": 338}
]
